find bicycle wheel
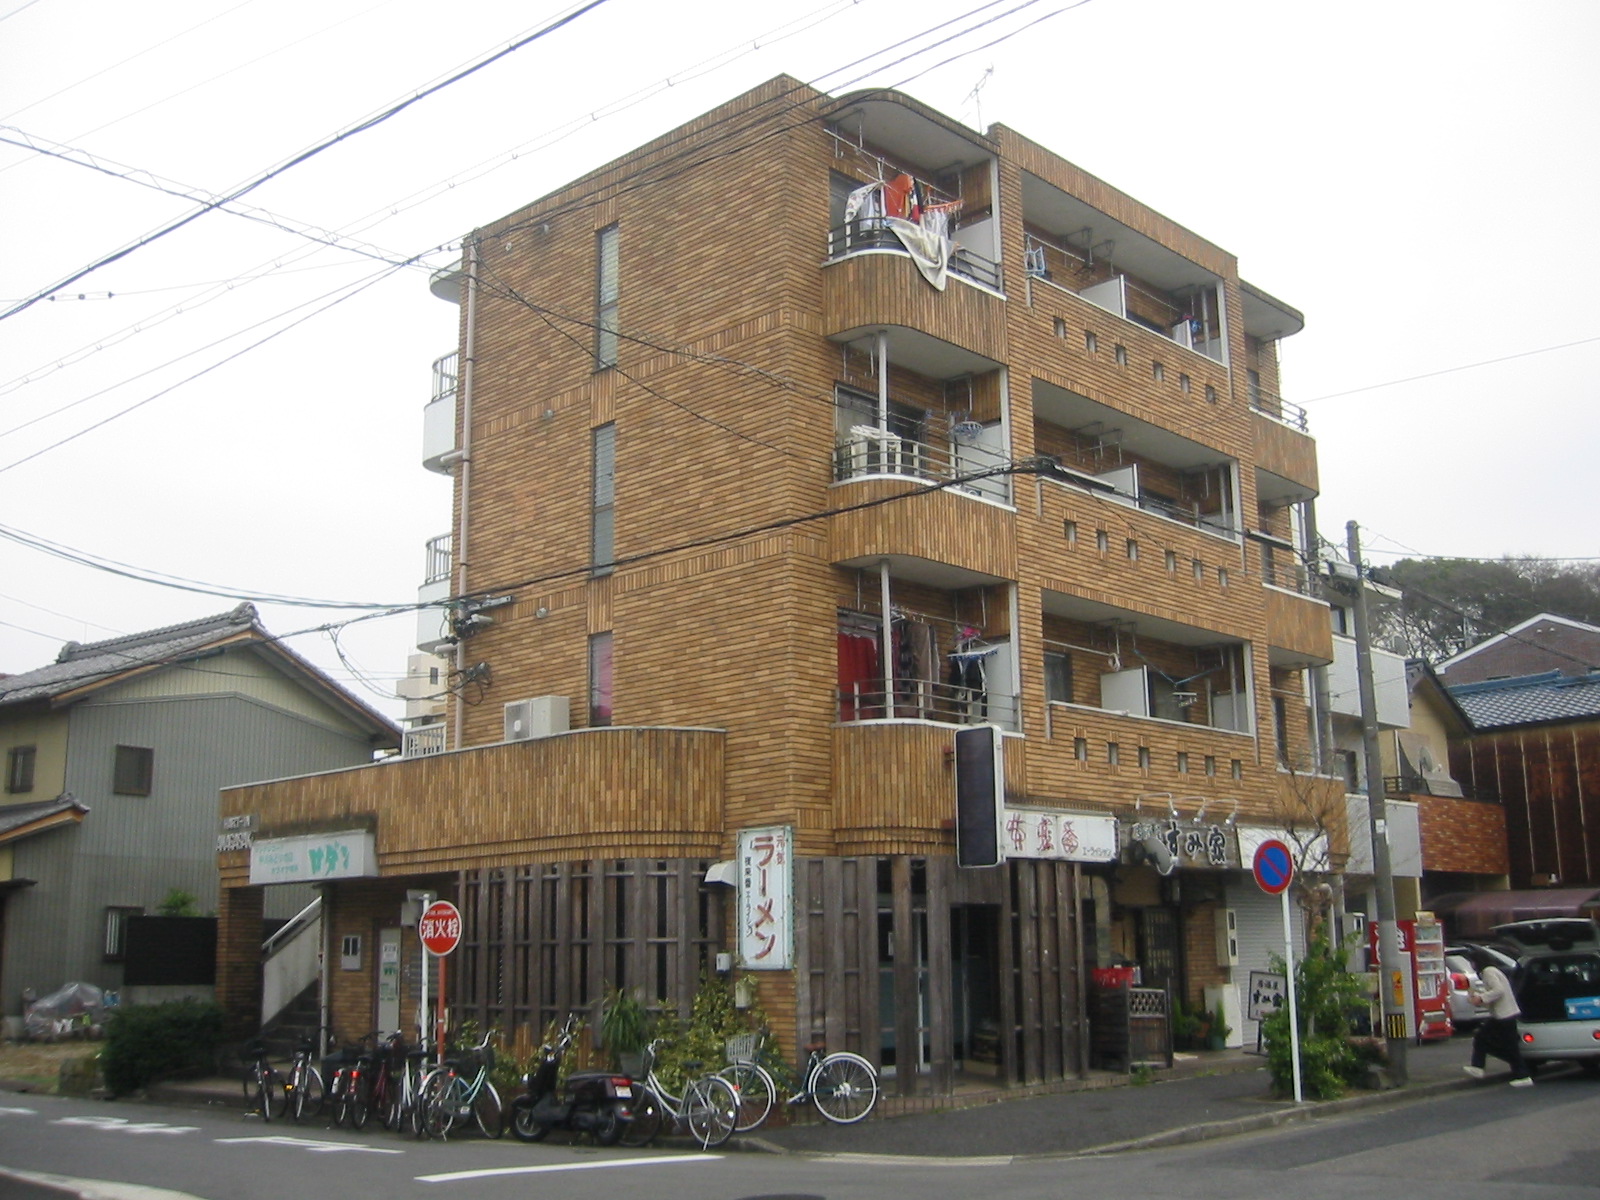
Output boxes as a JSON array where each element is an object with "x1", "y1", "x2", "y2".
[
  {"x1": 473, "y1": 1080, "x2": 503, "y2": 1139},
  {"x1": 717, "y1": 1061, "x2": 775, "y2": 1133},
  {"x1": 618, "y1": 1083, "x2": 662, "y2": 1147},
  {"x1": 421, "y1": 1070, "x2": 463, "y2": 1140},
  {"x1": 683, "y1": 1075, "x2": 738, "y2": 1149},
  {"x1": 347, "y1": 1068, "x2": 372, "y2": 1131},
  {"x1": 257, "y1": 1068, "x2": 287, "y2": 1121},
  {"x1": 290, "y1": 1064, "x2": 324, "y2": 1122},
  {"x1": 809, "y1": 1051, "x2": 878, "y2": 1124}
]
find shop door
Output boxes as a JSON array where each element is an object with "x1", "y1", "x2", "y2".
[
  {"x1": 952, "y1": 905, "x2": 1001, "y2": 1073},
  {"x1": 376, "y1": 928, "x2": 400, "y2": 1033},
  {"x1": 1138, "y1": 908, "x2": 1180, "y2": 997}
]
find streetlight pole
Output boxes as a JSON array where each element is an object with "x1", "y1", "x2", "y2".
[{"x1": 1346, "y1": 520, "x2": 1408, "y2": 1084}]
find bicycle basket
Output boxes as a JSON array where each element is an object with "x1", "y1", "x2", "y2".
[
  {"x1": 459, "y1": 1045, "x2": 494, "y2": 1072},
  {"x1": 724, "y1": 1032, "x2": 759, "y2": 1063}
]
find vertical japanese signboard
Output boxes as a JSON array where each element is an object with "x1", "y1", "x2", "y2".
[{"x1": 737, "y1": 825, "x2": 792, "y2": 970}]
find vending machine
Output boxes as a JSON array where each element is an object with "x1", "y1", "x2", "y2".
[{"x1": 1369, "y1": 913, "x2": 1453, "y2": 1041}]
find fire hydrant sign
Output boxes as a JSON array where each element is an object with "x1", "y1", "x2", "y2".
[
  {"x1": 737, "y1": 825, "x2": 792, "y2": 970},
  {"x1": 419, "y1": 900, "x2": 462, "y2": 956}
]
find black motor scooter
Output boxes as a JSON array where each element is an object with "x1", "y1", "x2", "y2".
[{"x1": 509, "y1": 1013, "x2": 634, "y2": 1145}]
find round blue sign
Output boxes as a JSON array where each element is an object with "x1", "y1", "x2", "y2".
[{"x1": 1252, "y1": 839, "x2": 1294, "y2": 895}]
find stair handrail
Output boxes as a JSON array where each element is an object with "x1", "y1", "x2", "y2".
[{"x1": 263, "y1": 896, "x2": 321, "y2": 959}]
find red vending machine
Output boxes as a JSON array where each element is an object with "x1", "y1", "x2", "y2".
[{"x1": 1369, "y1": 913, "x2": 1453, "y2": 1041}]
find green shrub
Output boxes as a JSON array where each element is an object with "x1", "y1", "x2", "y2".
[
  {"x1": 649, "y1": 971, "x2": 777, "y2": 1092},
  {"x1": 1261, "y1": 930, "x2": 1370, "y2": 1100},
  {"x1": 101, "y1": 999, "x2": 224, "y2": 1096}
]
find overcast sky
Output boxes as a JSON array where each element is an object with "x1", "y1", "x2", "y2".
[{"x1": 3, "y1": 0, "x2": 1596, "y2": 719}]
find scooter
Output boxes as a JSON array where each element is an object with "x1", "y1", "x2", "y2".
[{"x1": 508, "y1": 1013, "x2": 634, "y2": 1145}]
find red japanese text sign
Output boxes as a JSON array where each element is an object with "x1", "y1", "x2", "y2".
[
  {"x1": 737, "y1": 825, "x2": 793, "y2": 970},
  {"x1": 419, "y1": 899, "x2": 462, "y2": 956}
]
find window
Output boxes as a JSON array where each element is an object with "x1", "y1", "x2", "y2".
[
  {"x1": 1231, "y1": 759, "x2": 1243, "y2": 780},
  {"x1": 1176, "y1": 751, "x2": 1189, "y2": 773},
  {"x1": 1152, "y1": 361, "x2": 1165, "y2": 382},
  {"x1": 1179, "y1": 373, "x2": 1191, "y2": 394},
  {"x1": 1074, "y1": 737, "x2": 1088, "y2": 761},
  {"x1": 1053, "y1": 317, "x2": 1067, "y2": 338},
  {"x1": 1114, "y1": 344, "x2": 1127, "y2": 367},
  {"x1": 1164, "y1": 550, "x2": 1177, "y2": 573},
  {"x1": 592, "y1": 423, "x2": 616, "y2": 576},
  {"x1": 1218, "y1": 567, "x2": 1229, "y2": 588},
  {"x1": 1063, "y1": 520, "x2": 1077, "y2": 546},
  {"x1": 1192, "y1": 559, "x2": 1204, "y2": 581},
  {"x1": 1137, "y1": 746, "x2": 1150, "y2": 769},
  {"x1": 1084, "y1": 330, "x2": 1097, "y2": 353},
  {"x1": 1125, "y1": 538, "x2": 1139, "y2": 561},
  {"x1": 104, "y1": 906, "x2": 143, "y2": 961},
  {"x1": 113, "y1": 745, "x2": 153, "y2": 796},
  {"x1": 1107, "y1": 742, "x2": 1120, "y2": 766},
  {"x1": 1204, "y1": 755, "x2": 1216, "y2": 776},
  {"x1": 1336, "y1": 748, "x2": 1360, "y2": 792},
  {"x1": 1273, "y1": 696, "x2": 1290, "y2": 766},
  {"x1": 1044, "y1": 651, "x2": 1073, "y2": 704},
  {"x1": 589, "y1": 632, "x2": 614, "y2": 727},
  {"x1": 6, "y1": 745, "x2": 35, "y2": 794},
  {"x1": 595, "y1": 223, "x2": 619, "y2": 368},
  {"x1": 1096, "y1": 530, "x2": 1109, "y2": 553},
  {"x1": 1205, "y1": 384, "x2": 1217, "y2": 404}
]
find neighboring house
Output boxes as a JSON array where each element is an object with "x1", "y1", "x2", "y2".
[
  {"x1": 394, "y1": 650, "x2": 450, "y2": 759},
  {"x1": 0, "y1": 604, "x2": 398, "y2": 1021},
  {"x1": 1447, "y1": 670, "x2": 1600, "y2": 923},
  {"x1": 1437, "y1": 613, "x2": 1600, "y2": 686},
  {"x1": 217, "y1": 76, "x2": 1337, "y2": 1089}
]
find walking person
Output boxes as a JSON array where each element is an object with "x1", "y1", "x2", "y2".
[{"x1": 1463, "y1": 963, "x2": 1533, "y2": 1087}]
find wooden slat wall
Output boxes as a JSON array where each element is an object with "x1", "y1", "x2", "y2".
[
  {"x1": 1250, "y1": 411, "x2": 1319, "y2": 493},
  {"x1": 1263, "y1": 584, "x2": 1334, "y2": 663},
  {"x1": 822, "y1": 252, "x2": 1008, "y2": 357},
  {"x1": 452, "y1": 857, "x2": 721, "y2": 1042},
  {"x1": 828, "y1": 482, "x2": 1018, "y2": 583}
]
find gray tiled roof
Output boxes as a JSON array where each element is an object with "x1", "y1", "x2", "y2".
[
  {"x1": 0, "y1": 603, "x2": 260, "y2": 707},
  {"x1": 1449, "y1": 670, "x2": 1600, "y2": 730},
  {"x1": 0, "y1": 794, "x2": 89, "y2": 837}
]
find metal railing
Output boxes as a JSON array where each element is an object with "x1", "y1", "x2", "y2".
[
  {"x1": 833, "y1": 427, "x2": 1012, "y2": 504},
  {"x1": 1260, "y1": 549, "x2": 1317, "y2": 595},
  {"x1": 403, "y1": 724, "x2": 448, "y2": 758},
  {"x1": 1384, "y1": 774, "x2": 1497, "y2": 802},
  {"x1": 431, "y1": 351, "x2": 458, "y2": 405},
  {"x1": 1248, "y1": 387, "x2": 1309, "y2": 432},
  {"x1": 839, "y1": 676, "x2": 1018, "y2": 729},
  {"x1": 825, "y1": 222, "x2": 1002, "y2": 291},
  {"x1": 423, "y1": 532, "x2": 453, "y2": 585}
]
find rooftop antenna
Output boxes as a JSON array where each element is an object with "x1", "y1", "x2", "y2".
[{"x1": 965, "y1": 66, "x2": 994, "y2": 131}]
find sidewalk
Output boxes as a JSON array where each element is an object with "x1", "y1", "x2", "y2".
[{"x1": 109, "y1": 1033, "x2": 1488, "y2": 1159}]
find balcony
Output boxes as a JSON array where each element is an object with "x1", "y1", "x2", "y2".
[
  {"x1": 1329, "y1": 634, "x2": 1409, "y2": 726},
  {"x1": 416, "y1": 532, "x2": 453, "y2": 653},
  {"x1": 833, "y1": 423, "x2": 1012, "y2": 505},
  {"x1": 837, "y1": 673, "x2": 1018, "y2": 731},
  {"x1": 422, "y1": 351, "x2": 459, "y2": 475},
  {"x1": 401, "y1": 723, "x2": 447, "y2": 758},
  {"x1": 827, "y1": 221, "x2": 1001, "y2": 292},
  {"x1": 1248, "y1": 385, "x2": 1309, "y2": 433}
]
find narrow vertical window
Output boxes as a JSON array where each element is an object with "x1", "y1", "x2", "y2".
[
  {"x1": 595, "y1": 223, "x2": 619, "y2": 369},
  {"x1": 1084, "y1": 330, "x2": 1097, "y2": 353},
  {"x1": 1204, "y1": 755, "x2": 1217, "y2": 777},
  {"x1": 1126, "y1": 538, "x2": 1139, "y2": 561},
  {"x1": 113, "y1": 745, "x2": 153, "y2": 796},
  {"x1": 1176, "y1": 751, "x2": 1189, "y2": 773},
  {"x1": 592, "y1": 423, "x2": 616, "y2": 576},
  {"x1": 1064, "y1": 519, "x2": 1077, "y2": 546},
  {"x1": 1137, "y1": 746, "x2": 1150, "y2": 770},
  {"x1": 1205, "y1": 383, "x2": 1218, "y2": 404},
  {"x1": 1096, "y1": 530, "x2": 1109, "y2": 553},
  {"x1": 1074, "y1": 737, "x2": 1088, "y2": 761},
  {"x1": 6, "y1": 745, "x2": 35, "y2": 793},
  {"x1": 1231, "y1": 759, "x2": 1243, "y2": 780},
  {"x1": 1218, "y1": 567, "x2": 1229, "y2": 588},
  {"x1": 1179, "y1": 373, "x2": 1191, "y2": 394},
  {"x1": 1153, "y1": 361, "x2": 1165, "y2": 382},
  {"x1": 1107, "y1": 742, "x2": 1120, "y2": 766},
  {"x1": 1192, "y1": 558, "x2": 1204, "y2": 581},
  {"x1": 104, "y1": 906, "x2": 143, "y2": 961},
  {"x1": 1044, "y1": 652, "x2": 1073, "y2": 704},
  {"x1": 589, "y1": 632, "x2": 614, "y2": 727},
  {"x1": 1053, "y1": 317, "x2": 1067, "y2": 338},
  {"x1": 1114, "y1": 344, "x2": 1127, "y2": 367},
  {"x1": 1164, "y1": 550, "x2": 1177, "y2": 573}
]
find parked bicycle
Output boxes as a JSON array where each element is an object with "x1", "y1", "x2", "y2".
[
  {"x1": 240, "y1": 1037, "x2": 286, "y2": 1121},
  {"x1": 284, "y1": 1032, "x2": 326, "y2": 1123},
  {"x1": 717, "y1": 1032, "x2": 878, "y2": 1129},
  {"x1": 619, "y1": 1038, "x2": 740, "y2": 1149},
  {"x1": 380, "y1": 1032, "x2": 433, "y2": 1136},
  {"x1": 418, "y1": 1029, "x2": 503, "y2": 1140},
  {"x1": 326, "y1": 1033, "x2": 377, "y2": 1130}
]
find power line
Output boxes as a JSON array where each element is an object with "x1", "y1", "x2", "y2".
[
  {"x1": 1302, "y1": 334, "x2": 1600, "y2": 403},
  {"x1": 0, "y1": 0, "x2": 610, "y2": 324}
]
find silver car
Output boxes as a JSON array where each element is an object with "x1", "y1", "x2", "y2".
[
  {"x1": 1493, "y1": 920, "x2": 1600, "y2": 1075},
  {"x1": 1445, "y1": 953, "x2": 1483, "y2": 1030}
]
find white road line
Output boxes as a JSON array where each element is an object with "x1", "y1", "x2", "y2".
[
  {"x1": 53, "y1": 1116, "x2": 198, "y2": 1135},
  {"x1": 215, "y1": 1134, "x2": 404, "y2": 1154},
  {"x1": 0, "y1": 1167, "x2": 209, "y2": 1200},
  {"x1": 417, "y1": 1153, "x2": 721, "y2": 1182},
  {"x1": 0, "y1": 1105, "x2": 38, "y2": 1115}
]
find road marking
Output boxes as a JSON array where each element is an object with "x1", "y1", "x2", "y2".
[
  {"x1": 216, "y1": 1134, "x2": 404, "y2": 1155},
  {"x1": 54, "y1": 1115, "x2": 198, "y2": 1135},
  {"x1": 0, "y1": 1105, "x2": 37, "y2": 1116},
  {"x1": 1, "y1": 1167, "x2": 209, "y2": 1200},
  {"x1": 417, "y1": 1153, "x2": 720, "y2": 1182}
]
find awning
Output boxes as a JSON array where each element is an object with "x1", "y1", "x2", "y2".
[{"x1": 1429, "y1": 888, "x2": 1600, "y2": 938}]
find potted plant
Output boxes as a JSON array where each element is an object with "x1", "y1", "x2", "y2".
[
  {"x1": 1171, "y1": 998, "x2": 1204, "y2": 1050},
  {"x1": 1208, "y1": 1009, "x2": 1232, "y2": 1051},
  {"x1": 600, "y1": 985, "x2": 651, "y2": 1075}
]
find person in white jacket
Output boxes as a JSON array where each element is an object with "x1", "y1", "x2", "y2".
[{"x1": 1464, "y1": 964, "x2": 1533, "y2": 1086}]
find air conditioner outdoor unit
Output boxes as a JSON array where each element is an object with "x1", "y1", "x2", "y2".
[
  {"x1": 1215, "y1": 907, "x2": 1240, "y2": 967},
  {"x1": 503, "y1": 696, "x2": 570, "y2": 742}
]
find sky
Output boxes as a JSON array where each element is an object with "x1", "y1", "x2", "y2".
[{"x1": 2, "y1": 0, "x2": 1597, "y2": 720}]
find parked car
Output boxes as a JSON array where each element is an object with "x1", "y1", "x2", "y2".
[
  {"x1": 1512, "y1": 950, "x2": 1600, "y2": 1075},
  {"x1": 1444, "y1": 953, "x2": 1483, "y2": 1031},
  {"x1": 1447, "y1": 941, "x2": 1521, "y2": 978}
]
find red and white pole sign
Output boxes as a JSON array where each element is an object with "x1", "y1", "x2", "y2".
[
  {"x1": 1252, "y1": 838, "x2": 1302, "y2": 1104},
  {"x1": 419, "y1": 900, "x2": 462, "y2": 955},
  {"x1": 418, "y1": 899, "x2": 460, "y2": 1064}
]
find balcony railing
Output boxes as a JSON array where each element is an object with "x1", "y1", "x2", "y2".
[
  {"x1": 839, "y1": 676, "x2": 1018, "y2": 730},
  {"x1": 424, "y1": 532, "x2": 452, "y2": 585},
  {"x1": 826, "y1": 222, "x2": 1002, "y2": 292},
  {"x1": 1248, "y1": 387, "x2": 1309, "y2": 432},
  {"x1": 834, "y1": 426, "x2": 1011, "y2": 504},
  {"x1": 402, "y1": 724, "x2": 448, "y2": 759},
  {"x1": 431, "y1": 351, "x2": 459, "y2": 405},
  {"x1": 1384, "y1": 774, "x2": 1497, "y2": 802},
  {"x1": 1260, "y1": 549, "x2": 1317, "y2": 595}
]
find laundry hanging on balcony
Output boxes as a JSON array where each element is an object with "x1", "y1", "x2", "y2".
[{"x1": 842, "y1": 177, "x2": 963, "y2": 290}]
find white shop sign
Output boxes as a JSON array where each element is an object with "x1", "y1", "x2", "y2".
[
  {"x1": 1002, "y1": 808, "x2": 1119, "y2": 863},
  {"x1": 249, "y1": 830, "x2": 377, "y2": 884},
  {"x1": 737, "y1": 825, "x2": 793, "y2": 970}
]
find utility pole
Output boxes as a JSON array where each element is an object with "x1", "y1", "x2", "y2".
[{"x1": 1345, "y1": 520, "x2": 1408, "y2": 1084}]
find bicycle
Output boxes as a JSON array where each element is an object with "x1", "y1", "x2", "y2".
[
  {"x1": 240, "y1": 1038, "x2": 286, "y2": 1121},
  {"x1": 326, "y1": 1033, "x2": 377, "y2": 1131},
  {"x1": 378, "y1": 1032, "x2": 432, "y2": 1136},
  {"x1": 418, "y1": 1029, "x2": 503, "y2": 1140},
  {"x1": 718, "y1": 1034, "x2": 879, "y2": 1129},
  {"x1": 284, "y1": 1032, "x2": 325, "y2": 1123},
  {"x1": 619, "y1": 1038, "x2": 740, "y2": 1149}
]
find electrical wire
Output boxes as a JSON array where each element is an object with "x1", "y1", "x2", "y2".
[
  {"x1": 0, "y1": 0, "x2": 611, "y2": 323},
  {"x1": 1301, "y1": 334, "x2": 1600, "y2": 404}
]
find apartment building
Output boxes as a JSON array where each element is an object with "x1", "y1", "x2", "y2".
[{"x1": 218, "y1": 76, "x2": 1338, "y2": 1090}]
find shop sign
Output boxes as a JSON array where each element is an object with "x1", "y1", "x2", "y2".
[
  {"x1": 216, "y1": 813, "x2": 255, "y2": 852},
  {"x1": 1127, "y1": 816, "x2": 1237, "y2": 869},
  {"x1": 249, "y1": 829, "x2": 377, "y2": 884},
  {"x1": 1236, "y1": 824, "x2": 1329, "y2": 873},
  {"x1": 1247, "y1": 970, "x2": 1286, "y2": 1022},
  {"x1": 1002, "y1": 808, "x2": 1119, "y2": 863},
  {"x1": 737, "y1": 825, "x2": 793, "y2": 970}
]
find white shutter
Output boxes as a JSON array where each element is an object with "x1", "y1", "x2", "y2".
[{"x1": 1227, "y1": 882, "x2": 1305, "y2": 1046}]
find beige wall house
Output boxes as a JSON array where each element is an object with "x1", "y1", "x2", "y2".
[{"x1": 219, "y1": 77, "x2": 1337, "y2": 1090}]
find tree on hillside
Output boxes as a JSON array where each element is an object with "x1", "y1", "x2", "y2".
[{"x1": 1365, "y1": 556, "x2": 1600, "y2": 661}]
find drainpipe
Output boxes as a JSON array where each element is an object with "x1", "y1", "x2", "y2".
[
  {"x1": 879, "y1": 561, "x2": 893, "y2": 714},
  {"x1": 453, "y1": 239, "x2": 480, "y2": 750},
  {"x1": 876, "y1": 330, "x2": 889, "y2": 431}
]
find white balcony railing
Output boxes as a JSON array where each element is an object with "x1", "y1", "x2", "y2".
[
  {"x1": 422, "y1": 351, "x2": 460, "y2": 474},
  {"x1": 833, "y1": 426, "x2": 1012, "y2": 505},
  {"x1": 839, "y1": 676, "x2": 1018, "y2": 730},
  {"x1": 402, "y1": 724, "x2": 448, "y2": 758}
]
